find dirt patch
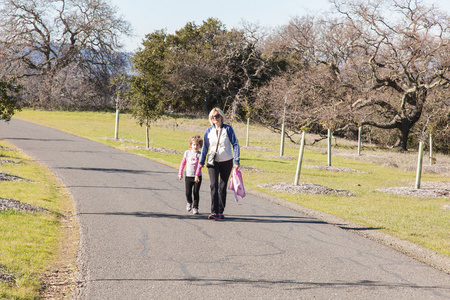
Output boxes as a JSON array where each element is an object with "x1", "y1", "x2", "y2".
[
  {"x1": 402, "y1": 164, "x2": 450, "y2": 175},
  {"x1": 0, "y1": 145, "x2": 14, "y2": 151},
  {"x1": 241, "y1": 145, "x2": 272, "y2": 152},
  {"x1": 103, "y1": 137, "x2": 181, "y2": 154},
  {"x1": 122, "y1": 146, "x2": 181, "y2": 154},
  {"x1": 103, "y1": 137, "x2": 140, "y2": 144},
  {"x1": 0, "y1": 198, "x2": 48, "y2": 212},
  {"x1": 0, "y1": 172, "x2": 30, "y2": 182},
  {"x1": 0, "y1": 264, "x2": 15, "y2": 286},
  {"x1": 265, "y1": 155, "x2": 297, "y2": 160},
  {"x1": 40, "y1": 209, "x2": 81, "y2": 300},
  {"x1": 378, "y1": 181, "x2": 450, "y2": 199},
  {"x1": 334, "y1": 151, "x2": 450, "y2": 177},
  {"x1": 0, "y1": 159, "x2": 19, "y2": 165},
  {"x1": 41, "y1": 264, "x2": 81, "y2": 300},
  {"x1": 259, "y1": 182, "x2": 354, "y2": 196},
  {"x1": 240, "y1": 165, "x2": 264, "y2": 172},
  {"x1": 303, "y1": 165, "x2": 365, "y2": 173}
]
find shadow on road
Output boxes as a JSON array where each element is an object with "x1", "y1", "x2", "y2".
[
  {"x1": 89, "y1": 277, "x2": 450, "y2": 291},
  {"x1": 56, "y1": 166, "x2": 174, "y2": 175},
  {"x1": 81, "y1": 211, "x2": 332, "y2": 225}
]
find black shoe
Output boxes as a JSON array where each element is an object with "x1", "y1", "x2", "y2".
[{"x1": 218, "y1": 213, "x2": 224, "y2": 219}]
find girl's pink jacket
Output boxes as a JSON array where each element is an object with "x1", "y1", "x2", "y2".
[{"x1": 228, "y1": 169, "x2": 246, "y2": 202}]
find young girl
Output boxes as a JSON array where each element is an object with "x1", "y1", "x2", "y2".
[{"x1": 178, "y1": 135, "x2": 203, "y2": 214}]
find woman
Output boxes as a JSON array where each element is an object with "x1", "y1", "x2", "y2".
[{"x1": 199, "y1": 108, "x2": 240, "y2": 220}]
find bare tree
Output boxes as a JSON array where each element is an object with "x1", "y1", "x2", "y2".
[
  {"x1": 0, "y1": 0, "x2": 131, "y2": 108},
  {"x1": 332, "y1": 0, "x2": 450, "y2": 150},
  {"x1": 256, "y1": 15, "x2": 357, "y2": 139},
  {"x1": 226, "y1": 22, "x2": 274, "y2": 121}
]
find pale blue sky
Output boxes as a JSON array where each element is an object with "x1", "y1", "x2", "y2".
[{"x1": 110, "y1": 0, "x2": 450, "y2": 52}]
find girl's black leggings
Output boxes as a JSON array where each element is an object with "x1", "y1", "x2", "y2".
[{"x1": 185, "y1": 176, "x2": 202, "y2": 209}]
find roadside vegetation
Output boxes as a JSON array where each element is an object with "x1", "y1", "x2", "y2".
[
  {"x1": 0, "y1": 139, "x2": 78, "y2": 300},
  {"x1": 13, "y1": 109, "x2": 450, "y2": 260}
]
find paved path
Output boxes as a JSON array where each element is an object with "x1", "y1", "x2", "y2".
[{"x1": 2, "y1": 119, "x2": 449, "y2": 299}]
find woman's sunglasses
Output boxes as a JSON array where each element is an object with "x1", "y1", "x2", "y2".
[{"x1": 212, "y1": 114, "x2": 221, "y2": 119}]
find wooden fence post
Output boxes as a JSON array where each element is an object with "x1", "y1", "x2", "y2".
[
  {"x1": 294, "y1": 131, "x2": 306, "y2": 185},
  {"x1": 415, "y1": 141, "x2": 424, "y2": 189},
  {"x1": 327, "y1": 129, "x2": 332, "y2": 166},
  {"x1": 246, "y1": 118, "x2": 250, "y2": 147},
  {"x1": 357, "y1": 126, "x2": 362, "y2": 156}
]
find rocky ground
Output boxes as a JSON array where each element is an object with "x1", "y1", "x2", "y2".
[
  {"x1": 0, "y1": 171, "x2": 29, "y2": 182},
  {"x1": 259, "y1": 181, "x2": 355, "y2": 196},
  {"x1": 259, "y1": 169, "x2": 449, "y2": 199},
  {"x1": 0, "y1": 197, "x2": 48, "y2": 212}
]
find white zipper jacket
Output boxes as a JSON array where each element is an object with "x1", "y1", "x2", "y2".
[{"x1": 200, "y1": 124, "x2": 240, "y2": 165}]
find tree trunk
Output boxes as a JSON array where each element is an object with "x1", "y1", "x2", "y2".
[
  {"x1": 40, "y1": 75, "x2": 54, "y2": 108},
  {"x1": 396, "y1": 124, "x2": 410, "y2": 151}
]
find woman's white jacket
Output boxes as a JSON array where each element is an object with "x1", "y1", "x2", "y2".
[{"x1": 200, "y1": 124, "x2": 240, "y2": 165}]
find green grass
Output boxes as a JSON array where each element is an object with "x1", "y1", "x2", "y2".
[
  {"x1": 12, "y1": 109, "x2": 450, "y2": 259},
  {"x1": 0, "y1": 140, "x2": 76, "y2": 300}
]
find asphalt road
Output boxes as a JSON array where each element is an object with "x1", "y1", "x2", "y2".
[{"x1": 2, "y1": 119, "x2": 449, "y2": 299}]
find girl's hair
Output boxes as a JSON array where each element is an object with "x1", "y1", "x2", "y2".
[
  {"x1": 208, "y1": 107, "x2": 225, "y2": 125},
  {"x1": 189, "y1": 135, "x2": 203, "y2": 148}
]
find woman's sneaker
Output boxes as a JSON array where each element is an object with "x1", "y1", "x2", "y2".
[
  {"x1": 208, "y1": 213, "x2": 219, "y2": 220},
  {"x1": 218, "y1": 213, "x2": 224, "y2": 219},
  {"x1": 186, "y1": 203, "x2": 192, "y2": 212},
  {"x1": 192, "y1": 208, "x2": 199, "y2": 215}
]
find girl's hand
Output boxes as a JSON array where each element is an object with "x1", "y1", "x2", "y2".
[
  {"x1": 233, "y1": 164, "x2": 240, "y2": 170},
  {"x1": 194, "y1": 176, "x2": 200, "y2": 183},
  {"x1": 178, "y1": 174, "x2": 182, "y2": 180}
]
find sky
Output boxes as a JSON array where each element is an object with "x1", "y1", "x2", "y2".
[{"x1": 110, "y1": 0, "x2": 450, "y2": 52}]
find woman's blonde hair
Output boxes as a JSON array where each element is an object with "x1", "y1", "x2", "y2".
[{"x1": 208, "y1": 107, "x2": 225, "y2": 125}]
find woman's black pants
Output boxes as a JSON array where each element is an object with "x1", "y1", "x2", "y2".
[{"x1": 207, "y1": 159, "x2": 233, "y2": 214}]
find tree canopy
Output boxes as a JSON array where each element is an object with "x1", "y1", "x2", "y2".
[
  {"x1": 1, "y1": 0, "x2": 448, "y2": 153},
  {"x1": 0, "y1": 0, "x2": 132, "y2": 109},
  {"x1": 253, "y1": 0, "x2": 450, "y2": 151},
  {"x1": 0, "y1": 77, "x2": 21, "y2": 121}
]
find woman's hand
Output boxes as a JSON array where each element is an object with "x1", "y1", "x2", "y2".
[{"x1": 233, "y1": 164, "x2": 240, "y2": 170}]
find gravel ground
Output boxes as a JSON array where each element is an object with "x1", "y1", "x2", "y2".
[
  {"x1": 378, "y1": 181, "x2": 450, "y2": 199},
  {"x1": 0, "y1": 197, "x2": 48, "y2": 212},
  {"x1": 0, "y1": 146, "x2": 14, "y2": 151},
  {"x1": 260, "y1": 178, "x2": 449, "y2": 199},
  {"x1": 303, "y1": 165, "x2": 365, "y2": 173},
  {"x1": 0, "y1": 159, "x2": 19, "y2": 165},
  {"x1": 122, "y1": 145, "x2": 181, "y2": 154},
  {"x1": 0, "y1": 172, "x2": 29, "y2": 182},
  {"x1": 259, "y1": 182, "x2": 354, "y2": 196},
  {"x1": 0, "y1": 264, "x2": 15, "y2": 286},
  {"x1": 241, "y1": 145, "x2": 272, "y2": 152}
]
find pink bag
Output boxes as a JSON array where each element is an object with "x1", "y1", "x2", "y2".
[{"x1": 228, "y1": 168, "x2": 246, "y2": 202}]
